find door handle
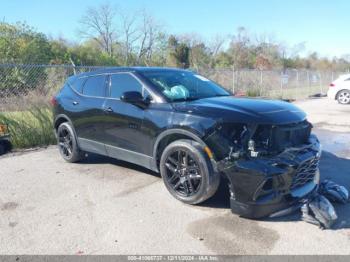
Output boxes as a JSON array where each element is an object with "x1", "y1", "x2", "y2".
[
  {"x1": 72, "y1": 101, "x2": 79, "y2": 105},
  {"x1": 104, "y1": 107, "x2": 113, "y2": 113}
]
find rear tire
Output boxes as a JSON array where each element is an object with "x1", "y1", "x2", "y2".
[
  {"x1": 337, "y1": 90, "x2": 350, "y2": 104},
  {"x1": 160, "y1": 139, "x2": 220, "y2": 204},
  {"x1": 57, "y1": 122, "x2": 82, "y2": 163}
]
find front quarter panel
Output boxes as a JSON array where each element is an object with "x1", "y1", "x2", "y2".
[{"x1": 142, "y1": 103, "x2": 217, "y2": 156}]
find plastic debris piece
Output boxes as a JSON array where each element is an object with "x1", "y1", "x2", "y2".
[
  {"x1": 319, "y1": 180, "x2": 349, "y2": 204},
  {"x1": 301, "y1": 194, "x2": 337, "y2": 229}
]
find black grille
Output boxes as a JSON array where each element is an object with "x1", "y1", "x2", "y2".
[
  {"x1": 291, "y1": 157, "x2": 319, "y2": 190},
  {"x1": 253, "y1": 121, "x2": 312, "y2": 153},
  {"x1": 271, "y1": 121, "x2": 312, "y2": 152}
]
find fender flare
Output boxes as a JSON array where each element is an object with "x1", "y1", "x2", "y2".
[
  {"x1": 54, "y1": 114, "x2": 74, "y2": 130},
  {"x1": 151, "y1": 128, "x2": 217, "y2": 172},
  {"x1": 53, "y1": 114, "x2": 80, "y2": 147}
]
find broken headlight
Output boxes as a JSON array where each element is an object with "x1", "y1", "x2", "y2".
[{"x1": 205, "y1": 123, "x2": 258, "y2": 160}]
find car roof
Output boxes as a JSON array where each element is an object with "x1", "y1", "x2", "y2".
[{"x1": 75, "y1": 67, "x2": 191, "y2": 78}]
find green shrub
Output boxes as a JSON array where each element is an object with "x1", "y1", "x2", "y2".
[
  {"x1": 0, "y1": 106, "x2": 56, "y2": 149},
  {"x1": 246, "y1": 88, "x2": 261, "y2": 97}
]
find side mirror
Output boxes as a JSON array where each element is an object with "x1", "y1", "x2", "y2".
[{"x1": 121, "y1": 91, "x2": 150, "y2": 108}]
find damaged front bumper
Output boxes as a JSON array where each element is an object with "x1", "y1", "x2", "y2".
[{"x1": 217, "y1": 135, "x2": 321, "y2": 219}]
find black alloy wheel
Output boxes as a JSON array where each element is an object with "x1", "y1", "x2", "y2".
[
  {"x1": 164, "y1": 149, "x2": 202, "y2": 197},
  {"x1": 58, "y1": 126, "x2": 73, "y2": 158},
  {"x1": 160, "y1": 139, "x2": 220, "y2": 205},
  {"x1": 57, "y1": 122, "x2": 82, "y2": 163}
]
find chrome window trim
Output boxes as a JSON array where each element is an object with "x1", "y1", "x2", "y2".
[
  {"x1": 68, "y1": 71, "x2": 162, "y2": 103},
  {"x1": 107, "y1": 72, "x2": 161, "y2": 103}
]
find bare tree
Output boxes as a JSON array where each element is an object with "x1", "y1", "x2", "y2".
[
  {"x1": 118, "y1": 10, "x2": 141, "y2": 65},
  {"x1": 229, "y1": 27, "x2": 252, "y2": 69},
  {"x1": 208, "y1": 35, "x2": 227, "y2": 67},
  {"x1": 136, "y1": 10, "x2": 162, "y2": 65},
  {"x1": 79, "y1": 3, "x2": 116, "y2": 57}
]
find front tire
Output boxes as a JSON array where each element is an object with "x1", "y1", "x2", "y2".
[
  {"x1": 57, "y1": 122, "x2": 82, "y2": 163},
  {"x1": 160, "y1": 139, "x2": 220, "y2": 204},
  {"x1": 337, "y1": 90, "x2": 350, "y2": 104}
]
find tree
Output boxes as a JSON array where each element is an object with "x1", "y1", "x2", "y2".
[
  {"x1": 70, "y1": 40, "x2": 118, "y2": 66},
  {"x1": 190, "y1": 43, "x2": 210, "y2": 69},
  {"x1": 78, "y1": 3, "x2": 117, "y2": 57},
  {"x1": 0, "y1": 21, "x2": 52, "y2": 64},
  {"x1": 208, "y1": 35, "x2": 227, "y2": 68},
  {"x1": 228, "y1": 27, "x2": 254, "y2": 69},
  {"x1": 49, "y1": 39, "x2": 71, "y2": 64},
  {"x1": 166, "y1": 35, "x2": 190, "y2": 68},
  {"x1": 136, "y1": 10, "x2": 163, "y2": 65}
]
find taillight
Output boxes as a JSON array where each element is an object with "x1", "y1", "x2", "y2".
[
  {"x1": 329, "y1": 83, "x2": 335, "y2": 87},
  {"x1": 50, "y1": 96, "x2": 58, "y2": 106}
]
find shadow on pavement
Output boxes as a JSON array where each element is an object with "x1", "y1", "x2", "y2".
[
  {"x1": 78, "y1": 150, "x2": 350, "y2": 229},
  {"x1": 79, "y1": 152, "x2": 161, "y2": 178}
]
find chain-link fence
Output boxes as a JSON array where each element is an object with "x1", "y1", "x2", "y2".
[
  {"x1": 198, "y1": 68, "x2": 344, "y2": 100},
  {"x1": 0, "y1": 64, "x2": 346, "y2": 112},
  {"x1": 0, "y1": 64, "x2": 107, "y2": 111}
]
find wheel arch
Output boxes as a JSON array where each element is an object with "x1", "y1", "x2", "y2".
[
  {"x1": 53, "y1": 114, "x2": 78, "y2": 143},
  {"x1": 336, "y1": 89, "x2": 350, "y2": 104},
  {"x1": 54, "y1": 114, "x2": 73, "y2": 131},
  {"x1": 336, "y1": 88, "x2": 350, "y2": 98},
  {"x1": 152, "y1": 129, "x2": 209, "y2": 172}
]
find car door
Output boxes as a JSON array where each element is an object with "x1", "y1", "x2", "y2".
[
  {"x1": 103, "y1": 72, "x2": 151, "y2": 166},
  {"x1": 72, "y1": 74, "x2": 109, "y2": 155}
]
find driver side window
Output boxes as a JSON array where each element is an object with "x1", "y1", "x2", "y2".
[{"x1": 110, "y1": 73, "x2": 142, "y2": 99}]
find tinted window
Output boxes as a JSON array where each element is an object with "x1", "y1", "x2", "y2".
[
  {"x1": 110, "y1": 73, "x2": 142, "y2": 99},
  {"x1": 72, "y1": 77, "x2": 87, "y2": 93},
  {"x1": 82, "y1": 75, "x2": 106, "y2": 97}
]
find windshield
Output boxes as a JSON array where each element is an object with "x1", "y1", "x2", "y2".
[{"x1": 139, "y1": 70, "x2": 230, "y2": 102}]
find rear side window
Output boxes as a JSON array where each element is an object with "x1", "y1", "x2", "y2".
[
  {"x1": 110, "y1": 73, "x2": 142, "y2": 99},
  {"x1": 82, "y1": 75, "x2": 107, "y2": 97},
  {"x1": 72, "y1": 77, "x2": 87, "y2": 93}
]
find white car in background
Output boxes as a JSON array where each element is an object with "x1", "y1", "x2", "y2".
[{"x1": 327, "y1": 74, "x2": 350, "y2": 104}]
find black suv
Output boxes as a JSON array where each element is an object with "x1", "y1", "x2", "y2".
[{"x1": 52, "y1": 67, "x2": 321, "y2": 218}]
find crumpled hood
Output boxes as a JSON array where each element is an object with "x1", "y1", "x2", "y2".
[{"x1": 172, "y1": 96, "x2": 307, "y2": 125}]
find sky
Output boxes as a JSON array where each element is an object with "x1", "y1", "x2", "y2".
[{"x1": 1, "y1": 0, "x2": 349, "y2": 57}]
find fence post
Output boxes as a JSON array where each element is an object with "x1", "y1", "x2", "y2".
[
  {"x1": 307, "y1": 71, "x2": 310, "y2": 97},
  {"x1": 319, "y1": 72, "x2": 323, "y2": 94},
  {"x1": 295, "y1": 70, "x2": 299, "y2": 100},
  {"x1": 69, "y1": 57, "x2": 77, "y2": 75},
  {"x1": 260, "y1": 70, "x2": 263, "y2": 96},
  {"x1": 232, "y1": 66, "x2": 235, "y2": 94},
  {"x1": 280, "y1": 71, "x2": 283, "y2": 99}
]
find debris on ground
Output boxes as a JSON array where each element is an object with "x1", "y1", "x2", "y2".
[
  {"x1": 301, "y1": 180, "x2": 349, "y2": 229},
  {"x1": 301, "y1": 195, "x2": 338, "y2": 229},
  {"x1": 319, "y1": 180, "x2": 349, "y2": 204}
]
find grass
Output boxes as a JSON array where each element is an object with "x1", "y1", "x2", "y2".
[{"x1": 0, "y1": 106, "x2": 56, "y2": 149}]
